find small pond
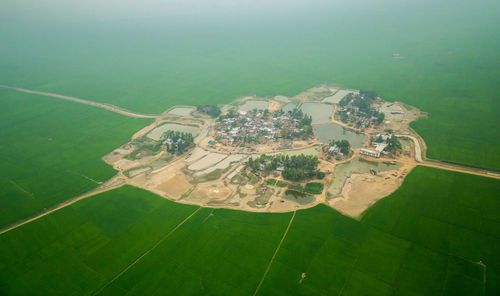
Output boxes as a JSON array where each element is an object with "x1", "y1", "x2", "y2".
[
  {"x1": 314, "y1": 123, "x2": 366, "y2": 148},
  {"x1": 300, "y1": 103, "x2": 333, "y2": 123},
  {"x1": 146, "y1": 123, "x2": 199, "y2": 141},
  {"x1": 238, "y1": 100, "x2": 269, "y2": 112},
  {"x1": 168, "y1": 107, "x2": 194, "y2": 116},
  {"x1": 283, "y1": 190, "x2": 315, "y2": 205},
  {"x1": 328, "y1": 158, "x2": 401, "y2": 196},
  {"x1": 272, "y1": 147, "x2": 319, "y2": 157},
  {"x1": 274, "y1": 95, "x2": 290, "y2": 103},
  {"x1": 282, "y1": 102, "x2": 298, "y2": 113}
]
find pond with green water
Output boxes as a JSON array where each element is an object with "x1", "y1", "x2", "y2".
[
  {"x1": 283, "y1": 189, "x2": 315, "y2": 205},
  {"x1": 238, "y1": 100, "x2": 269, "y2": 112},
  {"x1": 146, "y1": 123, "x2": 199, "y2": 141},
  {"x1": 314, "y1": 123, "x2": 366, "y2": 148},
  {"x1": 300, "y1": 103, "x2": 333, "y2": 123}
]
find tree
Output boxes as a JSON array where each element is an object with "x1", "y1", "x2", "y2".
[
  {"x1": 376, "y1": 112, "x2": 385, "y2": 124},
  {"x1": 386, "y1": 135, "x2": 401, "y2": 152},
  {"x1": 197, "y1": 104, "x2": 221, "y2": 118}
]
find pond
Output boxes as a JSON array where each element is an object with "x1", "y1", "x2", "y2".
[
  {"x1": 168, "y1": 107, "x2": 194, "y2": 116},
  {"x1": 238, "y1": 100, "x2": 269, "y2": 112},
  {"x1": 272, "y1": 147, "x2": 319, "y2": 157},
  {"x1": 274, "y1": 95, "x2": 290, "y2": 103},
  {"x1": 322, "y1": 89, "x2": 354, "y2": 104},
  {"x1": 146, "y1": 123, "x2": 199, "y2": 141},
  {"x1": 300, "y1": 103, "x2": 333, "y2": 123},
  {"x1": 328, "y1": 158, "x2": 401, "y2": 196},
  {"x1": 283, "y1": 189, "x2": 315, "y2": 205},
  {"x1": 314, "y1": 123, "x2": 366, "y2": 148},
  {"x1": 282, "y1": 102, "x2": 298, "y2": 113}
]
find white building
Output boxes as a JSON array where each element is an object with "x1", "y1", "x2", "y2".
[{"x1": 360, "y1": 148, "x2": 380, "y2": 158}]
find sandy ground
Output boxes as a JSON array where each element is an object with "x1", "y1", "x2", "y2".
[
  {"x1": 268, "y1": 100, "x2": 283, "y2": 112},
  {"x1": 155, "y1": 175, "x2": 192, "y2": 199},
  {"x1": 188, "y1": 153, "x2": 227, "y2": 171},
  {"x1": 189, "y1": 185, "x2": 232, "y2": 202},
  {"x1": 327, "y1": 166, "x2": 412, "y2": 218}
]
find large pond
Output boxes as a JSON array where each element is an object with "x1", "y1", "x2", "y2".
[
  {"x1": 168, "y1": 107, "x2": 194, "y2": 116},
  {"x1": 328, "y1": 158, "x2": 401, "y2": 196},
  {"x1": 146, "y1": 123, "x2": 199, "y2": 141},
  {"x1": 300, "y1": 103, "x2": 333, "y2": 123},
  {"x1": 283, "y1": 190, "x2": 315, "y2": 205},
  {"x1": 238, "y1": 100, "x2": 269, "y2": 112},
  {"x1": 314, "y1": 123, "x2": 366, "y2": 148}
]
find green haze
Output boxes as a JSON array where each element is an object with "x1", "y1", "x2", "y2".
[{"x1": 0, "y1": 0, "x2": 499, "y2": 168}]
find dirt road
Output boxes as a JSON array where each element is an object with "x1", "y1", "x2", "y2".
[
  {"x1": 0, "y1": 85, "x2": 159, "y2": 119},
  {"x1": 395, "y1": 135, "x2": 500, "y2": 179}
]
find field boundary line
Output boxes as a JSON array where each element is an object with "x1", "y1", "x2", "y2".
[
  {"x1": 0, "y1": 84, "x2": 159, "y2": 119},
  {"x1": 92, "y1": 207, "x2": 202, "y2": 295},
  {"x1": 253, "y1": 210, "x2": 296, "y2": 296}
]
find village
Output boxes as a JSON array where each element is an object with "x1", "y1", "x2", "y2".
[
  {"x1": 102, "y1": 85, "x2": 426, "y2": 218},
  {"x1": 335, "y1": 90, "x2": 385, "y2": 129},
  {"x1": 214, "y1": 108, "x2": 313, "y2": 146}
]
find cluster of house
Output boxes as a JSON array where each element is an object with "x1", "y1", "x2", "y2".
[
  {"x1": 359, "y1": 133, "x2": 391, "y2": 158},
  {"x1": 328, "y1": 145, "x2": 344, "y2": 156},
  {"x1": 338, "y1": 106, "x2": 375, "y2": 128},
  {"x1": 215, "y1": 110, "x2": 302, "y2": 145}
]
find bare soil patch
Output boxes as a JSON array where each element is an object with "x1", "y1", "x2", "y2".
[
  {"x1": 268, "y1": 100, "x2": 282, "y2": 112},
  {"x1": 327, "y1": 166, "x2": 412, "y2": 218},
  {"x1": 156, "y1": 175, "x2": 192, "y2": 199}
]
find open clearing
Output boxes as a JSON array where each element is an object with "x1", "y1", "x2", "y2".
[
  {"x1": 155, "y1": 175, "x2": 192, "y2": 199},
  {"x1": 327, "y1": 167, "x2": 410, "y2": 218}
]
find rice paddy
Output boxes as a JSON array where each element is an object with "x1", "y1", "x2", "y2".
[{"x1": 0, "y1": 168, "x2": 497, "y2": 295}]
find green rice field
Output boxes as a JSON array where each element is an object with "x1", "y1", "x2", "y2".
[
  {"x1": 0, "y1": 89, "x2": 150, "y2": 228},
  {"x1": 0, "y1": 168, "x2": 498, "y2": 295},
  {"x1": 0, "y1": 1, "x2": 498, "y2": 295}
]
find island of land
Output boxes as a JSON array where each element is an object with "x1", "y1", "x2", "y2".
[{"x1": 1, "y1": 83, "x2": 498, "y2": 236}]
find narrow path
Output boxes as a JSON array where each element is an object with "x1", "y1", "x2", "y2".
[
  {"x1": 67, "y1": 170, "x2": 102, "y2": 184},
  {"x1": 253, "y1": 210, "x2": 296, "y2": 296},
  {"x1": 92, "y1": 207, "x2": 202, "y2": 295},
  {"x1": 0, "y1": 84, "x2": 159, "y2": 119}
]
